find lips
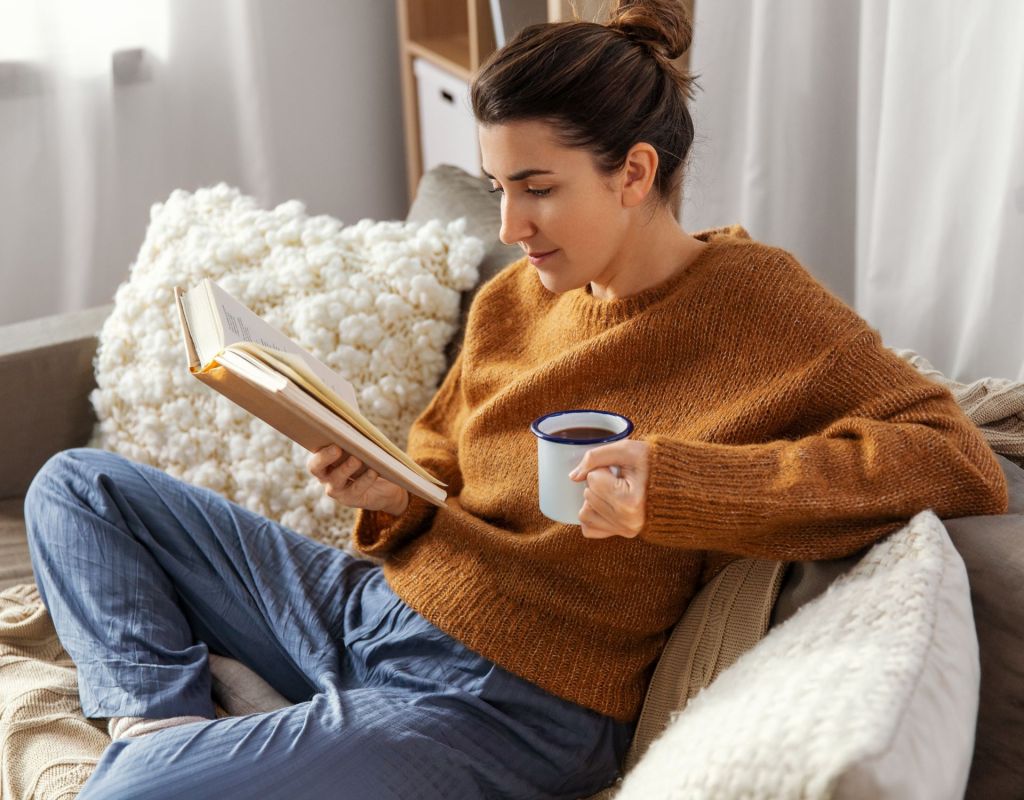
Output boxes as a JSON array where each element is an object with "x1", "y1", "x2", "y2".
[{"x1": 527, "y1": 249, "x2": 558, "y2": 265}]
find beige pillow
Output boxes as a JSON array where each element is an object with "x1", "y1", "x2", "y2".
[
  {"x1": 769, "y1": 454, "x2": 1024, "y2": 800},
  {"x1": 584, "y1": 558, "x2": 786, "y2": 799}
]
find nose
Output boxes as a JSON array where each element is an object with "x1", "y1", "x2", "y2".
[{"x1": 498, "y1": 196, "x2": 536, "y2": 247}]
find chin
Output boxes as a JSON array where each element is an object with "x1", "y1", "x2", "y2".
[{"x1": 536, "y1": 268, "x2": 585, "y2": 295}]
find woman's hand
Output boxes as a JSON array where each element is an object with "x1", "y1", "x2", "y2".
[
  {"x1": 307, "y1": 445, "x2": 409, "y2": 517},
  {"x1": 568, "y1": 439, "x2": 650, "y2": 539}
]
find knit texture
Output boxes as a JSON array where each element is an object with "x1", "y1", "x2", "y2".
[
  {"x1": 353, "y1": 224, "x2": 1008, "y2": 722},
  {"x1": 0, "y1": 584, "x2": 107, "y2": 800},
  {"x1": 894, "y1": 347, "x2": 1024, "y2": 467},
  {"x1": 613, "y1": 510, "x2": 978, "y2": 799}
]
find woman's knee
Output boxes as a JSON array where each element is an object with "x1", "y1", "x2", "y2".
[{"x1": 24, "y1": 448, "x2": 130, "y2": 535}]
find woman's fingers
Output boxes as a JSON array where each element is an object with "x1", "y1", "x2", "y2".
[
  {"x1": 579, "y1": 494, "x2": 620, "y2": 536},
  {"x1": 307, "y1": 445, "x2": 345, "y2": 478},
  {"x1": 308, "y1": 445, "x2": 406, "y2": 515},
  {"x1": 349, "y1": 466, "x2": 378, "y2": 493},
  {"x1": 330, "y1": 455, "x2": 363, "y2": 489},
  {"x1": 309, "y1": 447, "x2": 367, "y2": 496},
  {"x1": 579, "y1": 481, "x2": 643, "y2": 540}
]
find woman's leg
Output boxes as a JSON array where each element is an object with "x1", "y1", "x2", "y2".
[
  {"x1": 25, "y1": 448, "x2": 633, "y2": 798},
  {"x1": 74, "y1": 569, "x2": 633, "y2": 800},
  {"x1": 23, "y1": 447, "x2": 374, "y2": 720}
]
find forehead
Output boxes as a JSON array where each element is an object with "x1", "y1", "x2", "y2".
[{"x1": 478, "y1": 120, "x2": 591, "y2": 178}]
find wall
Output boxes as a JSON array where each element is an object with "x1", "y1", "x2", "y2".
[{"x1": 0, "y1": 0, "x2": 406, "y2": 326}]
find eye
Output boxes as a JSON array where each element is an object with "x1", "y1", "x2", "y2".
[{"x1": 487, "y1": 185, "x2": 551, "y2": 197}]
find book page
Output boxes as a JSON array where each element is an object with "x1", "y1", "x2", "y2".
[{"x1": 202, "y1": 279, "x2": 360, "y2": 414}]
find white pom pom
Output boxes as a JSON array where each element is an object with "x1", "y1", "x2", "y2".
[{"x1": 90, "y1": 185, "x2": 485, "y2": 552}]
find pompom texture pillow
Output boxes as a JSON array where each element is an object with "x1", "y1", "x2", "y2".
[{"x1": 88, "y1": 184, "x2": 483, "y2": 551}]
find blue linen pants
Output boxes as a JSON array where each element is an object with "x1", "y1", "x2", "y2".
[{"x1": 23, "y1": 448, "x2": 634, "y2": 799}]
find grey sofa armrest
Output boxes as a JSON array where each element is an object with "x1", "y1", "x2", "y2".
[{"x1": 0, "y1": 304, "x2": 112, "y2": 499}]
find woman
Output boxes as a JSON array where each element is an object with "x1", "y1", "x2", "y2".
[{"x1": 24, "y1": 1, "x2": 1006, "y2": 798}]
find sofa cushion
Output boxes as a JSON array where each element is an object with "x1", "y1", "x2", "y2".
[
  {"x1": 405, "y1": 164, "x2": 523, "y2": 369},
  {"x1": 88, "y1": 184, "x2": 484, "y2": 552},
  {"x1": 207, "y1": 654, "x2": 291, "y2": 716},
  {"x1": 0, "y1": 305, "x2": 111, "y2": 500},
  {"x1": 613, "y1": 510, "x2": 979, "y2": 800}
]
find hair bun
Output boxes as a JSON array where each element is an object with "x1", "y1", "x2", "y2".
[{"x1": 607, "y1": 0, "x2": 693, "y2": 61}]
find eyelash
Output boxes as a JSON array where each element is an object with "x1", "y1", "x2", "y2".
[{"x1": 488, "y1": 187, "x2": 552, "y2": 197}]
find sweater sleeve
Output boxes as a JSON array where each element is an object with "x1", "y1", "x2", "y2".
[
  {"x1": 352, "y1": 350, "x2": 468, "y2": 557},
  {"x1": 641, "y1": 329, "x2": 1009, "y2": 560}
]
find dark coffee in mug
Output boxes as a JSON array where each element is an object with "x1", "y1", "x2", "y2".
[
  {"x1": 531, "y1": 409, "x2": 634, "y2": 524},
  {"x1": 549, "y1": 426, "x2": 616, "y2": 440}
]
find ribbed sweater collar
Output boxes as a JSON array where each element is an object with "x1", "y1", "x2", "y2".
[{"x1": 559, "y1": 225, "x2": 745, "y2": 328}]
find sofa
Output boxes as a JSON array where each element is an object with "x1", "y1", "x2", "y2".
[{"x1": 1, "y1": 165, "x2": 1022, "y2": 799}]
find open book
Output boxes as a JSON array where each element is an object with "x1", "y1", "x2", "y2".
[{"x1": 174, "y1": 279, "x2": 447, "y2": 508}]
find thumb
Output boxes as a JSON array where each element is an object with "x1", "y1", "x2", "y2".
[{"x1": 569, "y1": 441, "x2": 629, "y2": 482}]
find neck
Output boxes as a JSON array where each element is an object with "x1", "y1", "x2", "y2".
[{"x1": 589, "y1": 208, "x2": 707, "y2": 301}]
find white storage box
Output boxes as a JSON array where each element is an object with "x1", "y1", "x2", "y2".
[{"x1": 413, "y1": 57, "x2": 479, "y2": 177}]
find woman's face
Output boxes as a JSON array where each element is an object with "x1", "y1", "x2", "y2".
[{"x1": 478, "y1": 119, "x2": 631, "y2": 295}]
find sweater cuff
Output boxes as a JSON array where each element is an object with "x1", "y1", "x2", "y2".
[
  {"x1": 640, "y1": 435, "x2": 782, "y2": 549},
  {"x1": 352, "y1": 494, "x2": 439, "y2": 557}
]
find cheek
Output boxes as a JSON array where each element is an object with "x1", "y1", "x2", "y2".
[{"x1": 566, "y1": 194, "x2": 616, "y2": 241}]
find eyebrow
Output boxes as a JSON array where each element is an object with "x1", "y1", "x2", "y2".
[{"x1": 480, "y1": 167, "x2": 556, "y2": 182}]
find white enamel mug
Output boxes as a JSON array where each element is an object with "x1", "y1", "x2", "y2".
[{"x1": 530, "y1": 409, "x2": 634, "y2": 525}]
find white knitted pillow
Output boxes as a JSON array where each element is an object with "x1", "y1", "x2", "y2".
[
  {"x1": 88, "y1": 184, "x2": 483, "y2": 551},
  {"x1": 615, "y1": 510, "x2": 979, "y2": 800}
]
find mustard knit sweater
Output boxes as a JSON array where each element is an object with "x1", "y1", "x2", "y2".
[{"x1": 353, "y1": 224, "x2": 1007, "y2": 722}]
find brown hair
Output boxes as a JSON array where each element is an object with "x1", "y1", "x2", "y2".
[{"x1": 471, "y1": 0, "x2": 698, "y2": 212}]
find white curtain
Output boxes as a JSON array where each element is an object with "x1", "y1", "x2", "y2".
[
  {"x1": 0, "y1": 0, "x2": 405, "y2": 327},
  {"x1": 683, "y1": 0, "x2": 1024, "y2": 383}
]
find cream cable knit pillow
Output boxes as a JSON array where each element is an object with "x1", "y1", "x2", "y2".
[
  {"x1": 88, "y1": 185, "x2": 483, "y2": 551},
  {"x1": 614, "y1": 510, "x2": 979, "y2": 800}
]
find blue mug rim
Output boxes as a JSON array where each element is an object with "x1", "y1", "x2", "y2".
[{"x1": 530, "y1": 409, "x2": 634, "y2": 445}]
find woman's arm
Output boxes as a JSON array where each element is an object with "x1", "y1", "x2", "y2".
[
  {"x1": 352, "y1": 350, "x2": 469, "y2": 557},
  {"x1": 637, "y1": 328, "x2": 1007, "y2": 560}
]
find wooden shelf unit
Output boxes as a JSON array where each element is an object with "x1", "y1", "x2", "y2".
[{"x1": 397, "y1": 0, "x2": 496, "y2": 200}]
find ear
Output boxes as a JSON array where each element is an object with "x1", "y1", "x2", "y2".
[{"x1": 620, "y1": 142, "x2": 659, "y2": 208}]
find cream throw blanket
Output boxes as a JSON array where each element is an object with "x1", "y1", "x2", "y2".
[
  {"x1": 895, "y1": 348, "x2": 1024, "y2": 467},
  {"x1": 0, "y1": 584, "x2": 106, "y2": 800}
]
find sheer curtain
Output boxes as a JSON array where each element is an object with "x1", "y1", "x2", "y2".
[
  {"x1": 683, "y1": 0, "x2": 1024, "y2": 383},
  {"x1": 0, "y1": 0, "x2": 405, "y2": 327}
]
